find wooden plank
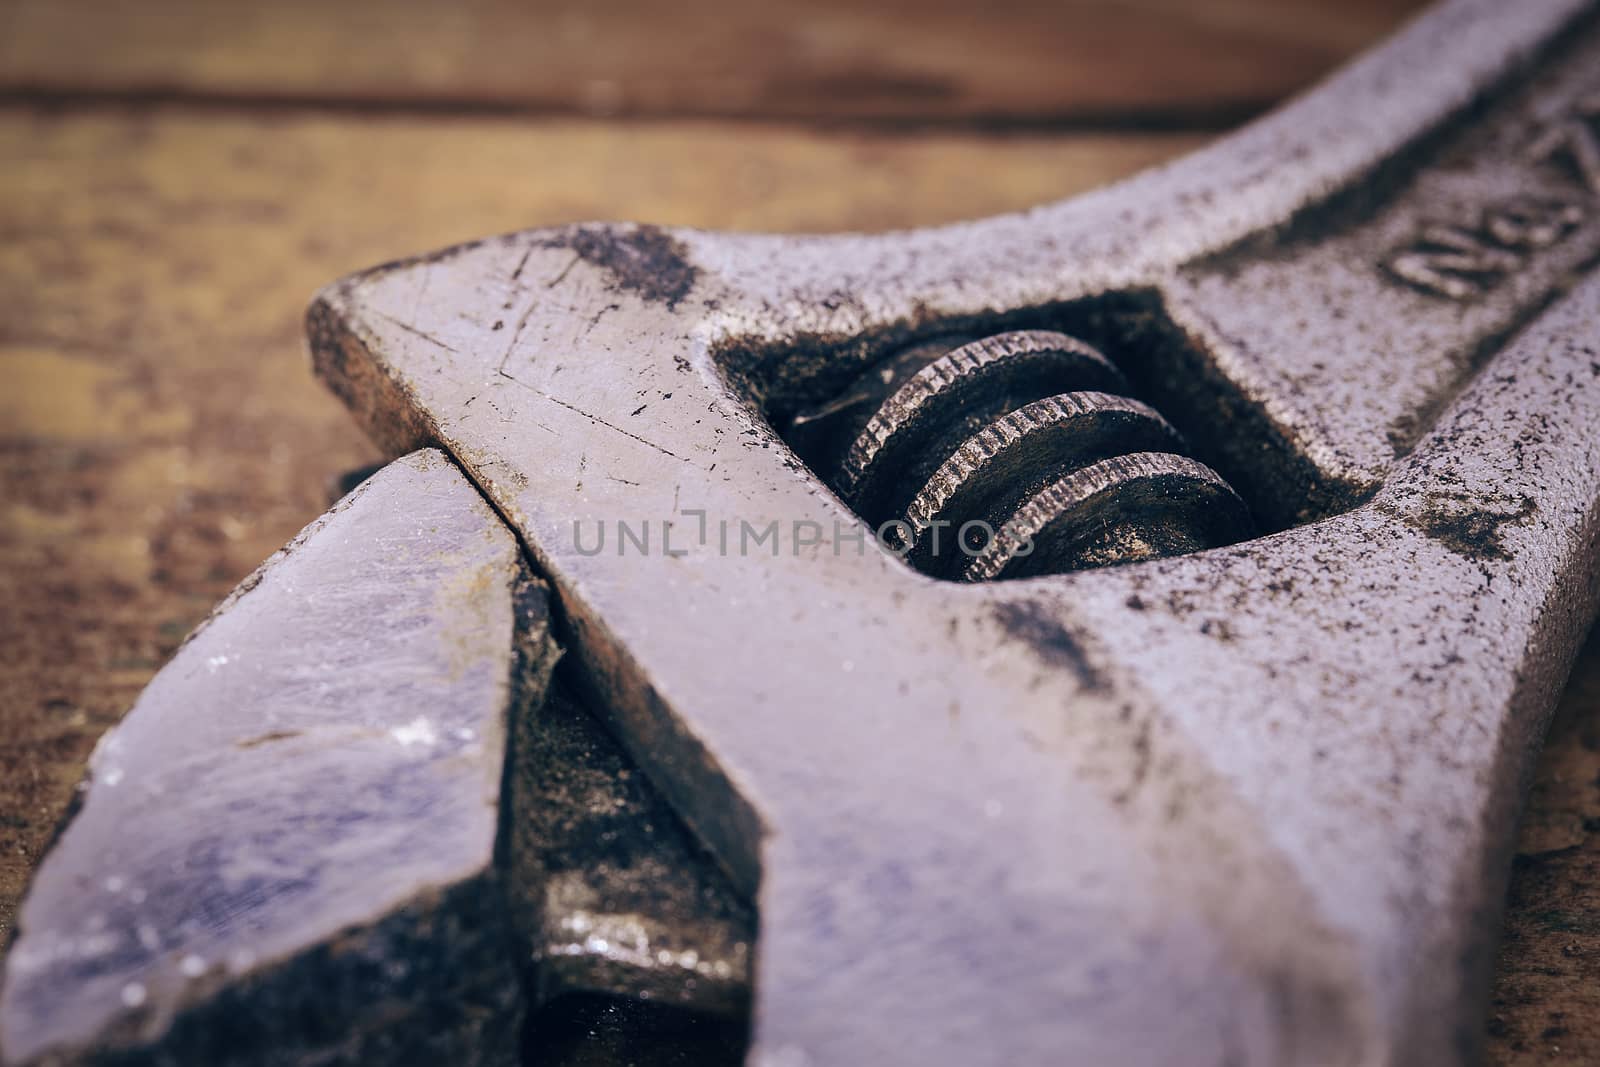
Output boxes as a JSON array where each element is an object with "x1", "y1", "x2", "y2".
[
  {"x1": 0, "y1": 108, "x2": 1203, "y2": 945},
  {"x1": 0, "y1": 0, "x2": 1428, "y2": 123},
  {"x1": 1489, "y1": 627, "x2": 1600, "y2": 1065}
]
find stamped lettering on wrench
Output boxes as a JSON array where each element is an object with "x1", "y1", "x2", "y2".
[
  {"x1": 1384, "y1": 196, "x2": 1585, "y2": 300},
  {"x1": 1384, "y1": 90, "x2": 1600, "y2": 301}
]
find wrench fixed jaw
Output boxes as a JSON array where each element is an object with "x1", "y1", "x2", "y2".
[{"x1": 306, "y1": 1, "x2": 1600, "y2": 1062}]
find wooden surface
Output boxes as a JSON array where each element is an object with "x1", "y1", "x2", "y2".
[
  {"x1": 1, "y1": 0, "x2": 1420, "y2": 124},
  {"x1": 4, "y1": 1, "x2": 1599, "y2": 1062}
]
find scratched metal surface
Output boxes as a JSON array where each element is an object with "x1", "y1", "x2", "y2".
[
  {"x1": 308, "y1": 1, "x2": 1600, "y2": 1062},
  {"x1": 0, "y1": 451, "x2": 549, "y2": 1065}
]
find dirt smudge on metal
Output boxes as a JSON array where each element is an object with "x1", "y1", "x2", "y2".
[
  {"x1": 991, "y1": 599, "x2": 1108, "y2": 692},
  {"x1": 541, "y1": 225, "x2": 699, "y2": 309},
  {"x1": 1390, "y1": 492, "x2": 1538, "y2": 562}
]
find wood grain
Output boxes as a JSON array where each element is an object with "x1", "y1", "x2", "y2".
[
  {"x1": 1488, "y1": 625, "x2": 1600, "y2": 1065},
  {"x1": 0, "y1": 0, "x2": 1428, "y2": 123}
]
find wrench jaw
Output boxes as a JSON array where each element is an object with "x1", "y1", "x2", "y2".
[{"x1": 0, "y1": 452, "x2": 552, "y2": 1067}]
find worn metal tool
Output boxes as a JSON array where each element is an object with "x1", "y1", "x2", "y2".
[{"x1": 5, "y1": 0, "x2": 1600, "y2": 1063}]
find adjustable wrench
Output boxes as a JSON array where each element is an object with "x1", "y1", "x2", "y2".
[{"x1": 3, "y1": 0, "x2": 1599, "y2": 1063}]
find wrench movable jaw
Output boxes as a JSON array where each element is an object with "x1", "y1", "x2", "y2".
[
  {"x1": 0, "y1": 452, "x2": 554, "y2": 1066},
  {"x1": 296, "y1": 1, "x2": 1598, "y2": 1063}
]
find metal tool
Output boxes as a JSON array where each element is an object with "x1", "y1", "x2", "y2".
[{"x1": 4, "y1": 0, "x2": 1600, "y2": 1063}]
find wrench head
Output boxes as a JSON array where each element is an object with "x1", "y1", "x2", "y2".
[{"x1": 304, "y1": 2, "x2": 1597, "y2": 1063}]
